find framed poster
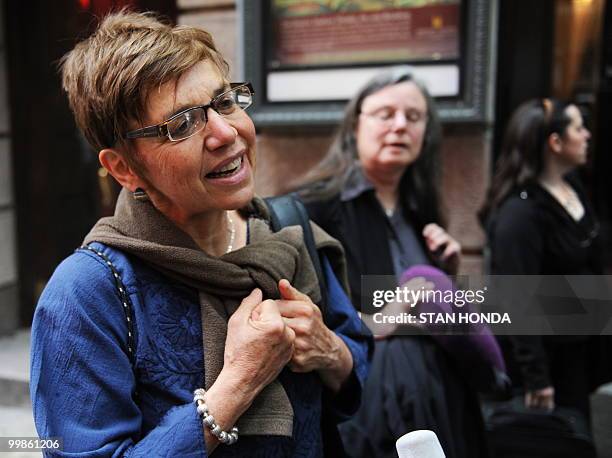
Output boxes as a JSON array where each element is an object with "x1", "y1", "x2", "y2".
[{"x1": 240, "y1": 0, "x2": 495, "y2": 126}]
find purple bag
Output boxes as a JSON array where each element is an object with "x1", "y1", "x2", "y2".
[{"x1": 401, "y1": 265, "x2": 508, "y2": 393}]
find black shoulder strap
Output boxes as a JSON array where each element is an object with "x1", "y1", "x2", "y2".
[
  {"x1": 265, "y1": 195, "x2": 328, "y2": 308},
  {"x1": 78, "y1": 245, "x2": 140, "y2": 402},
  {"x1": 78, "y1": 244, "x2": 137, "y2": 367}
]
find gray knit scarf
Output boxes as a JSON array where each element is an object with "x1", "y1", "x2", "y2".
[{"x1": 83, "y1": 188, "x2": 346, "y2": 437}]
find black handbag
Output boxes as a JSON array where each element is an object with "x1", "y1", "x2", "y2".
[{"x1": 482, "y1": 396, "x2": 596, "y2": 458}]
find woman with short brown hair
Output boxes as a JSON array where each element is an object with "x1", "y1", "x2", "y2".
[{"x1": 30, "y1": 10, "x2": 370, "y2": 457}]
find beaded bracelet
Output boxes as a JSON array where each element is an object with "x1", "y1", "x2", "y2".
[{"x1": 193, "y1": 388, "x2": 239, "y2": 445}]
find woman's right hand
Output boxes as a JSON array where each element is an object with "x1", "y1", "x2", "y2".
[
  {"x1": 222, "y1": 288, "x2": 296, "y2": 399},
  {"x1": 398, "y1": 277, "x2": 435, "y2": 311},
  {"x1": 202, "y1": 289, "x2": 295, "y2": 451},
  {"x1": 369, "y1": 277, "x2": 433, "y2": 339}
]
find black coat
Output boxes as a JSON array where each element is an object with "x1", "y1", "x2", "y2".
[
  {"x1": 306, "y1": 190, "x2": 438, "y2": 311},
  {"x1": 486, "y1": 175, "x2": 608, "y2": 414},
  {"x1": 305, "y1": 191, "x2": 489, "y2": 458},
  {"x1": 487, "y1": 176, "x2": 602, "y2": 278}
]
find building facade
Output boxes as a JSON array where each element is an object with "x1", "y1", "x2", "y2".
[{"x1": 0, "y1": 0, "x2": 609, "y2": 333}]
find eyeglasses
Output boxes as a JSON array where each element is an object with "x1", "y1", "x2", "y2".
[
  {"x1": 125, "y1": 82, "x2": 254, "y2": 142},
  {"x1": 360, "y1": 107, "x2": 427, "y2": 127}
]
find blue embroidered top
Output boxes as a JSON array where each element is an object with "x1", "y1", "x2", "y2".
[{"x1": 30, "y1": 242, "x2": 371, "y2": 457}]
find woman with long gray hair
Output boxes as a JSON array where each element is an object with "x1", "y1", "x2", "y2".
[{"x1": 302, "y1": 69, "x2": 489, "y2": 458}]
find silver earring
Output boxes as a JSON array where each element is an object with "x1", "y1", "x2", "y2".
[{"x1": 133, "y1": 188, "x2": 149, "y2": 202}]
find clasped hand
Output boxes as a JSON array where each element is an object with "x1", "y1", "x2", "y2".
[
  {"x1": 276, "y1": 279, "x2": 342, "y2": 373},
  {"x1": 223, "y1": 281, "x2": 352, "y2": 398}
]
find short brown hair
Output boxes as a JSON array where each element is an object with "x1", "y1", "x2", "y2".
[{"x1": 60, "y1": 9, "x2": 229, "y2": 152}]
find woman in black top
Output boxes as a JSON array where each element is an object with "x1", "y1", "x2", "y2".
[
  {"x1": 481, "y1": 98, "x2": 601, "y2": 417},
  {"x1": 303, "y1": 69, "x2": 489, "y2": 458},
  {"x1": 302, "y1": 68, "x2": 460, "y2": 305}
]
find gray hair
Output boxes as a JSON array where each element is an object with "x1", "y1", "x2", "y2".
[{"x1": 300, "y1": 67, "x2": 443, "y2": 211}]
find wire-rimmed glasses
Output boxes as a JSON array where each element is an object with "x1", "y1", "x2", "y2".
[{"x1": 125, "y1": 82, "x2": 254, "y2": 142}]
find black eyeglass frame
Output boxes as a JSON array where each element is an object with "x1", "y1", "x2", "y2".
[{"x1": 124, "y1": 82, "x2": 254, "y2": 141}]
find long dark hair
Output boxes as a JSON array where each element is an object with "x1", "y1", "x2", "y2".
[
  {"x1": 300, "y1": 67, "x2": 445, "y2": 229},
  {"x1": 479, "y1": 98, "x2": 572, "y2": 223}
]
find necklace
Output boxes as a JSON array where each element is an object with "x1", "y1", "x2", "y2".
[
  {"x1": 226, "y1": 212, "x2": 236, "y2": 253},
  {"x1": 540, "y1": 180, "x2": 584, "y2": 221}
]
